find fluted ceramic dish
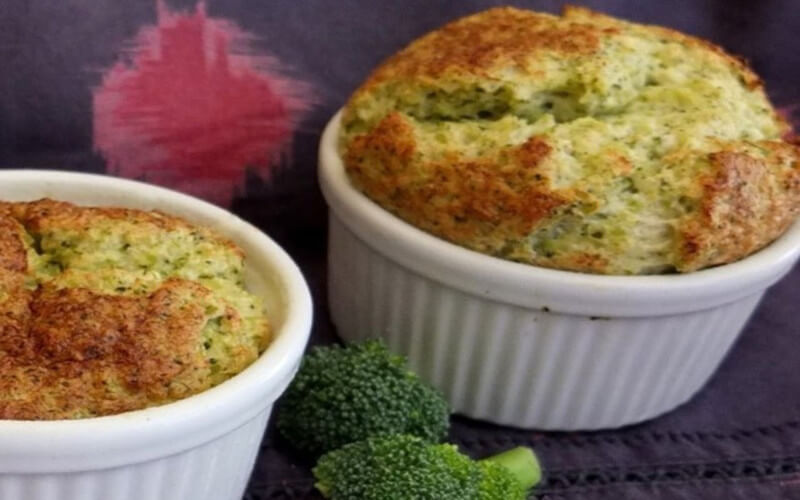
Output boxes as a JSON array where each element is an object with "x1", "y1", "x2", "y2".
[
  {"x1": 0, "y1": 170, "x2": 313, "y2": 500},
  {"x1": 319, "y1": 110, "x2": 800, "y2": 430}
]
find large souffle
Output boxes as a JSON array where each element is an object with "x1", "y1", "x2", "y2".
[{"x1": 339, "y1": 6, "x2": 800, "y2": 274}]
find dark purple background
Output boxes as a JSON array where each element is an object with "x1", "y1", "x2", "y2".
[{"x1": 2, "y1": 1, "x2": 799, "y2": 498}]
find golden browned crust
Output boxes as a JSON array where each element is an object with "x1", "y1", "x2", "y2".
[
  {"x1": 3, "y1": 199, "x2": 242, "y2": 257},
  {"x1": 0, "y1": 278, "x2": 218, "y2": 420},
  {"x1": 341, "y1": 5, "x2": 800, "y2": 274},
  {"x1": 345, "y1": 112, "x2": 569, "y2": 253},
  {"x1": 350, "y1": 5, "x2": 764, "y2": 104},
  {"x1": 0, "y1": 270, "x2": 32, "y2": 359},
  {"x1": 358, "y1": 7, "x2": 601, "y2": 89},
  {"x1": 539, "y1": 251, "x2": 610, "y2": 274},
  {"x1": 0, "y1": 199, "x2": 265, "y2": 419},
  {"x1": 0, "y1": 215, "x2": 28, "y2": 273},
  {"x1": 0, "y1": 216, "x2": 33, "y2": 360},
  {"x1": 4, "y1": 198, "x2": 183, "y2": 229},
  {"x1": 678, "y1": 142, "x2": 800, "y2": 271}
]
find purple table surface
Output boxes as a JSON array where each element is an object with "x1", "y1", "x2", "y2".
[{"x1": 2, "y1": 1, "x2": 799, "y2": 498}]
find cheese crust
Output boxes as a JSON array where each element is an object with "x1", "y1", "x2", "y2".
[
  {"x1": 340, "y1": 6, "x2": 800, "y2": 274},
  {"x1": 0, "y1": 200, "x2": 270, "y2": 419}
]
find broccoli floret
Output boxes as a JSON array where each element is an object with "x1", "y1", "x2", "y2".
[
  {"x1": 313, "y1": 435, "x2": 541, "y2": 500},
  {"x1": 314, "y1": 435, "x2": 476, "y2": 500},
  {"x1": 276, "y1": 340, "x2": 450, "y2": 456}
]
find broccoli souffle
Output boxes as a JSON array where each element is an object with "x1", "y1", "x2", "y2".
[
  {"x1": 0, "y1": 199, "x2": 270, "y2": 419},
  {"x1": 340, "y1": 6, "x2": 800, "y2": 274}
]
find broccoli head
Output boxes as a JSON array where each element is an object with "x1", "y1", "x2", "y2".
[
  {"x1": 276, "y1": 340, "x2": 450, "y2": 456},
  {"x1": 313, "y1": 434, "x2": 541, "y2": 500},
  {"x1": 314, "y1": 434, "x2": 476, "y2": 500}
]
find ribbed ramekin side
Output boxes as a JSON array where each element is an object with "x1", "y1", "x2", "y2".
[
  {"x1": 328, "y1": 214, "x2": 761, "y2": 429},
  {"x1": 0, "y1": 409, "x2": 270, "y2": 500}
]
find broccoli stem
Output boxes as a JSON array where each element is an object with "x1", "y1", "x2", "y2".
[{"x1": 481, "y1": 446, "x2": 541, "y2": 491}]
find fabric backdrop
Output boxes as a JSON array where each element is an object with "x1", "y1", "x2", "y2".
[{"x1": 2, "y1": 1, "x2": 799, "y2": 498}]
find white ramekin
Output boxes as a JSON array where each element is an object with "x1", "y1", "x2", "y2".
[
  {"x1": 0, "y1": 170, "x2": 312, "y2": 500},
  {"x1": 319, "y1": 111, "x2": 800, "y2": 430}
]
